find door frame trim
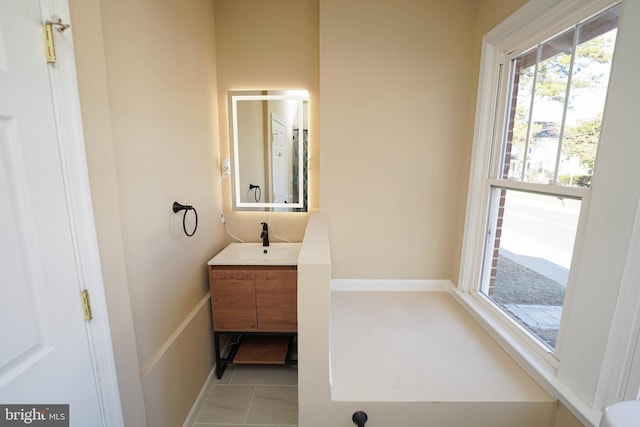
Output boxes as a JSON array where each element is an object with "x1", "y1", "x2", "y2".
[{"x1": 40, "y1": 0, "x2": 124, "y2": 425}]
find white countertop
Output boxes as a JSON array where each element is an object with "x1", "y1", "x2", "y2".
[{"x1": 207, "y1": 242, "x2": 302, "y2": 266}]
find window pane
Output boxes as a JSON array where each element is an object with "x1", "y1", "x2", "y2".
[
  {"x1": 526, "y1": 31, "x2": 574, "y2": 184},
  {"x1": 484, "y1": 189, "x2": 581, "y2": 349},
  {"x1": 502, "y1": 4, "x2": 619, "y2": 187},
  {"x1": 502, "y1": 55, "x2": 535, "y2": 181},
  {"x1": 559, "y1": 7, "x2": 618, "y2": 187}
]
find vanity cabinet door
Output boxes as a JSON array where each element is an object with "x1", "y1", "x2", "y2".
[
  {"x1": 255, "y1": 268, "x2": 297, "y2": 331},
  {"x1": 210, "y1": 269, "x2": 257, "y2": 331}
]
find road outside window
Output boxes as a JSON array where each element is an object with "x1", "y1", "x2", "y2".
[{"x1": 484, "y1": 190, "x2": 580, "y2": 348}]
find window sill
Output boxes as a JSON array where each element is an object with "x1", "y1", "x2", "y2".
[{"x1": 449, "y1": 285, "x2": 603, "y2": 427}]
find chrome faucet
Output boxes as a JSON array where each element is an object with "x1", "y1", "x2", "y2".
[{"x1": 260, "y1": 222, "x2": 269, "y2": 247}]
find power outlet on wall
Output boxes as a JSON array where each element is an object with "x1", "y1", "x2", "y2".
[
  {"x1": 221, "y1": 158, "x2": 230, "y2": 179},
  {"x1": 219, "y1": 213, "x2": 226, "y2": 225}
]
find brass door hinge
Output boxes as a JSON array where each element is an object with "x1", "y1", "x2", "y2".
[
  {"x1": 43, "y1": 16, "x2": 70, "y2": 64},
  {"x1": 81, "y1": 289, "x2": 93, "y2": 321}
]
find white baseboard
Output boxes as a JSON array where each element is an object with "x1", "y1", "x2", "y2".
[{"x1": 330, "y1": 279, "x2": 452, "y2": 292}]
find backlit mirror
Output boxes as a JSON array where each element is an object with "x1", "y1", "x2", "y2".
[{"x1": 229, "y1": 90, "x2": 308, "y2": 212}]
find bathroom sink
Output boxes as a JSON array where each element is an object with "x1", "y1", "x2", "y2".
[
  {"x1": 237, "y1": 244, "x2": 294, "y2": 261},
  {"x1": 208, "y1": 242, "x2": 301, "y2": 266}
]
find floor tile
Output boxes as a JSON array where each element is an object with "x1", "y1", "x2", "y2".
[
  {"x1": 245, "y1": 385, "x2": 298, "y2": 425},
  {"x1": 195, "y1": 384, "x2": 255, "y2": 424},
  {"x1": 230, "y1": 365, "x2": 298, "y2": 386},
  {"x1": 189, "y1": 364, "x2": 299, "y2": 426}
]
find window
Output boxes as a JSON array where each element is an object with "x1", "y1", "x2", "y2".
[{"x1": 476, "y1": 4, "x2": 620, "y2": 351}]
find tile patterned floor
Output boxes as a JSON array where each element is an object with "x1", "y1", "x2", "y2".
[{"x1": 189, "y1": 364, "x2": 298, "y2": 427}]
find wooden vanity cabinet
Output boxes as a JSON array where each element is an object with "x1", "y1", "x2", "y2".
[
  {"x1": 209, "y1": 265, "x2": 297, "y2": 378},
  {"x1": 209, "y1": 266, "x2": 297, "y2": 332}
]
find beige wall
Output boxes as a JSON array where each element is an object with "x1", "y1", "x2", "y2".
[
  {"x1": 555, "y1": 403, "x2": 586, "y2": 427},
  {"x1": 320, "y1": 0, "x2": 477, "y2": 279},
  {"x1": 214, "y1": 0, "x2": 319, "y2": 241},
  {"x1": 319, "y1": 0, "x2": 528, "y2": 281},
  {"x1": 70, "y1": 0, "x2": 223, "y2": 425},
  {"x1": 215, "y1": 0, "x2": 521, "y2": 281}
]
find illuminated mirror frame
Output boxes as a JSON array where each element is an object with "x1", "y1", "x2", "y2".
[{"x1": 229, "y1": 90, "x2": 308, "y2": 211}]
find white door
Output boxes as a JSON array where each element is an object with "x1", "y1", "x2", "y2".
[
  {"x1": 0, "y1": 1, "x2": 104, "y2": 425},
  {"x1": 271, "y1": 115, "x2": 287, "y2": 204}
]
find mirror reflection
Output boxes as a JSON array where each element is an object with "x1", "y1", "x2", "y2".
[{"x1": 229, "y1": 90, "x2": 308, "y2": 212}]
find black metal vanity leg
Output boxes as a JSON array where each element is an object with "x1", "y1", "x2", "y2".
[
  {"x1": 285, "y1": 334, "x2": 293, "y2": 363},
  {"x1": 214, "y1": 332, "x2": 223, "y2": 379}
]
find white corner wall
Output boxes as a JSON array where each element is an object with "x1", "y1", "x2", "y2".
[
  {"x1": 297, "y1": 214, "x2": 333, "y2": 425},
  {"x1": 298, "y1": 214, "x2": 558, "y2": 427}
]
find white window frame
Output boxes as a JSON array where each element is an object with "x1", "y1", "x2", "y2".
[
  {"x1": 452, "y1": 0, "x2": 625, "y2": 424},
  {"x1": 460, "y1": 0, "x2": 617, "y2": 355}
]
